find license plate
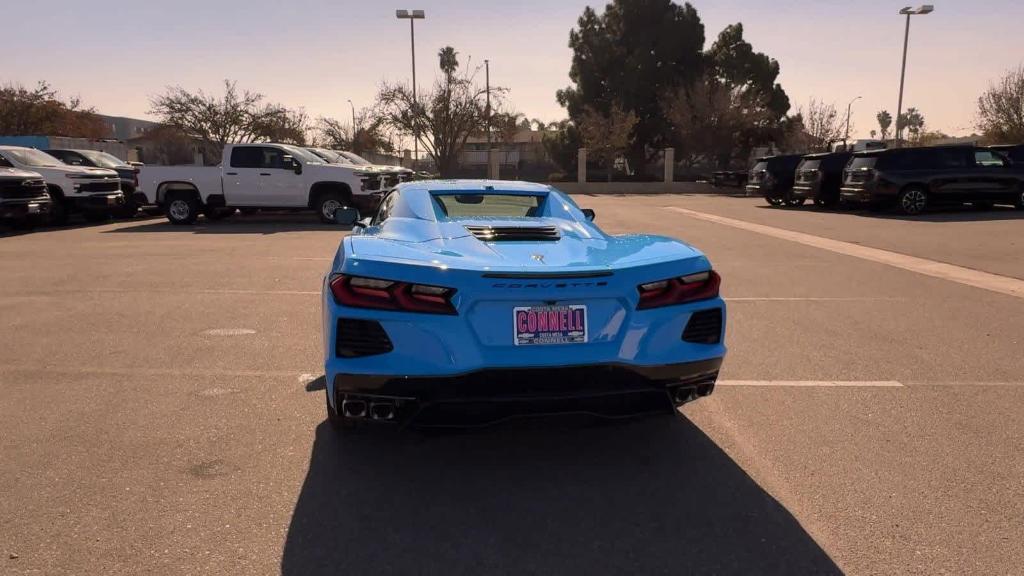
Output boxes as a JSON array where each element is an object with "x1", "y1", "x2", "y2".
[
  {"x1": 27, "y1": 203, "x2": 39, "y2": 214},
  {"x1": 513, "y1": 305, "x2": 587, "y2": 346}
]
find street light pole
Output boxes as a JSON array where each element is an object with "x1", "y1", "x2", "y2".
[
  {"x1": 396, "y1": 9, "x2": 425, "y2": 169},
  {"x1": 347, "y1": 99, "x2": 356, "y2": 137},
  {"x1": 844, "y1": 95, "x2": 862, "y2": 148},
  {"x1": 485, "y1": 59, "x2": 491, "y2": 152},
  {"x1": 895, "y1": 5, "x2": 933, "y2": 146}
]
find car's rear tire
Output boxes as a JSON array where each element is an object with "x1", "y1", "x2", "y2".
[
  {"x1": 316, "y1": 193, "x2": 345, "y2": 224},
  {"x1": 165, "y1": 193, "x2": 199, "y2": 225},
  {"x1": 326, "y1": 388, "x2": 357, "y2": 433},
  {"x1": 897, "y1": 186, "x2": 928, "y2": 215},
  {"x1": 765, "y1": 196, "x2": 783, "y2": 207},
  {"x1": 784, "y1": 195, "x2": 806, "y2": 207}
]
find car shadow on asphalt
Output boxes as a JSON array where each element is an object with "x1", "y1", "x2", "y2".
[
  {"x1": 104, "y1": 215, "x2": 354, "y2": 235},
  {"x1": 280, "y1": 417, "x2": 840, "y2": 575}
]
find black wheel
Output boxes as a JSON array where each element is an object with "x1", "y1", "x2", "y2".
[
  {"x1": 238, "y1": 208, "x2": 258, "y2": 215},
  {"x1": 765, "y1": 196, "x2": 784, "y2": 207},
  {"x1": 165, "y1": 193, "x2": 199, "y2": 225},
  {"x1": 784, "y1": 196, "x2": 806, "y2": 207},
  {"x1": 204, "y1": 207, "x2": 235, "y2": 221},
  {"x1": 83, "y1": 211, "x2": 111, "y2": 223},
  {"x1": 316, "y1": 192, "x2": 347, "y2": 224},
  {"x1": 326, "y1": 388, "x2": 357, "y2": 433},
  {"x1": 49, "y1": 196, "x2": 69, "y2": 226},
  {"x1": 897, "y1": 186, "x2": 928, "y2": 216}
]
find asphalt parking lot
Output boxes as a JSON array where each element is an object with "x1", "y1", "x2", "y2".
[{"x1": 2, "y1": 195, "x2": 1023, "y2": 575}]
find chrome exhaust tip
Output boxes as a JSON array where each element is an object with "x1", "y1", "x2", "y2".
[
  {"x1": 369, "y1": 401, "x2": 396, "y2": 421},
  {"x1": 342, "y1": 398, "x2": 368, "y2": 418},
  {"x1": 670, "y1": 386, "x2": 698, "y2": 406}
]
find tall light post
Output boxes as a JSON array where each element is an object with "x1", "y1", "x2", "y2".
[
  {"x1": 895, "y1": 5, "x2": 933, "y2": 145},
  {"x1": 844, "y1": 95, "x2": 862, "y2": 148},
  {"x1": 347, "y1": 99, "x2": 356, "y2": 135},
  {"x1": 396, "y1": 9, "x2": 425, "y2": 169}
]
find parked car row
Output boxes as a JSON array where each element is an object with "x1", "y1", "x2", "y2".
[
  {"x1": 1, "y1": 141, "x2": 413, "y2": 228},
  {"x1": 748, "y1": 144, "x2": 1024, "y2": 215},
  {"x1": 0, "y1": 145, "x2": 125, "y2": 227}
]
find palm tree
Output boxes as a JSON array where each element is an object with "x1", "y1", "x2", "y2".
[{"x1": 438, "y1": 46, "x2": 459, "y2": 79}]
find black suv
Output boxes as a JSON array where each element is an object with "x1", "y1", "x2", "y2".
[
  {"x1": 987, "y1": 144, "x2": 1024, "y2": 163},
  {"x1": 45, "y1": 149, "x2": 141, "y2": 217},
  {"x1": 840, "y1": 145, "x2": 1024, "y2": 215},
  {"x1": 746, "y1": 154, "x2": 805, "y2": 206},
  {"x1": 791, "y1": 152, "x2": 852, "y2": 207}
]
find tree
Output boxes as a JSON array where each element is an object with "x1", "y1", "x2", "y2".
[
  {"x1": 150, "y1": 80, "x2": 309, "y2": 162},
  {"x1": 557, "y1": 0, "x2": 706, "y2": 172},
  {"x1": 438, "y1": 46, "x2": 459, "y2": 78},
  {"x1": 542, "y1": 119, "x2": 581, "y2": 173},
  {"x1": 313, "y1": 111, "x2": 393, "y2": 154},
  {"x1": 870, "y1": 129, "x2": 877, "y2": 139},
  {"x1": 976, "y1": 65, "x2": 1024, "y2": 143},
  {"x1": 897, "y1": 107, "x2": 925, "y2": 142},
  {"x1": 662, "y1": 73, "x2": 772, "y2": 169},
  {"x1": 876, "y1": 110, "x2": 892, "y2": 141},
  {"x1": 0, "y1": 81, "x2": 108, "y2": 138},
  {"x1": 578, "y1": 105, "x2": 638, "y2": 181},
  {"x1": 793, "y1": 99, "x2": 844, "y2": 152},
  {"x1": 376, "y1": 46, "x2": 495, "y2": 177}
]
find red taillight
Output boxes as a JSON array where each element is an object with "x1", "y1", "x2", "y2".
[
  {"x1": 637, "y1": 270, "x2": 720, "y2": 310},
  {"x1": 329, "y1": 274, "x2": 457, "y2": 315}
]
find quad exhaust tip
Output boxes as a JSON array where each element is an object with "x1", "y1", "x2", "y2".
[
  {"x1": 341, "y1": 399, "x2": 367, "y2": 418},
  {"x1": 370, "y1": 402, "x2": 396, "y2": 421}
]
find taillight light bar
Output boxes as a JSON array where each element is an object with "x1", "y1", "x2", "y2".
[
  {"x1": 329, "y1": 274, "x2": 457, "y2": 315},
  {"x1": 637, "y1": 270, "x2": 720, "y2": 310}
]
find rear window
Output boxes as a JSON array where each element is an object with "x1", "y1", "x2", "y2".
[
  {"x1": 434, "y1": 194, "x2": 543, "y2": 218},
  {"x1": 798, "y1": 159, "x2": 822, "y2": 171},
  {"x1": 848, "y1": 156, "x2": 878, "y2": 170}
]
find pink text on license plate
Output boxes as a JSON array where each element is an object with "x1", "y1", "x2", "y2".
[{"x1": 513, "y1": 305, "x2": 587, "y2": 346}]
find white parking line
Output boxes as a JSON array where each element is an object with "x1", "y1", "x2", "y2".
[
  {"x1": 725, "y1": 297, "x2": 905, "y2": 302},
  {"x1": 717, "y1": 380, "x2": 904, "y2": 387},
  {"x1": 667, "y1": 207, "x2": 1024, "y2": 300}
]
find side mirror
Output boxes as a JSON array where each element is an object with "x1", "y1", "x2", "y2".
[
  {"x1": 333, "y1": 206, "x2": 361, "y2": 226},
  {"x1": 581, "y1": 208, "x2": 596, "y2": 222},
  {"x1": 356, "y1": 217, "x2": 372, "y2": 229}
]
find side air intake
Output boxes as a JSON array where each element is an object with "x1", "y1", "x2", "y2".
[
  {"x1": 465, "y1": 225, "x2": 560, "y2": 242},
  {"x1": 336, "y1": 318, "x2": 394, "y2": 358}
]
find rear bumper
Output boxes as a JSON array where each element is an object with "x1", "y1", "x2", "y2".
[
  {"x1": 333, "y1": 358, "x2": 723, "y2": 426},
  {"x1": 791, "y1": 184, "x2": 819, "y2": 199}
]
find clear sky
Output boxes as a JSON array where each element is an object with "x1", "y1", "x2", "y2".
[{"x1": 4, "y1": 0, "x2": 1022, "y2": 138}]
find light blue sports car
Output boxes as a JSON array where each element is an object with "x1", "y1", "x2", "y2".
[{"x1": 322, "y1": 180, "x2": 726, "y2": 430}]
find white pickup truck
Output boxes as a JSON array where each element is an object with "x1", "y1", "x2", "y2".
[{"x1": 137, "y1": 143, "x2": 385, "y2": 224}]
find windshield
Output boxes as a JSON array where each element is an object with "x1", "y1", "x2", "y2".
[
  {"x1": 279, "y1": 145, "x2": 323, "y2": 164},
  {"x1": 798, "y1": 159, "x2": 822, "y2": 171},
  {"x1": 434, "y1": 193, "x2": 543, "y2": 218},
  {"x1": 308, "y1": 148, "x2": 341, "y2": 162},
  {"x1": 848, "y1": 156, "x2": 878, "y2": 170},
  {"x1": 78, "y1": 150, "x2": 128, "y2": 169},
  {"x1": 1, "y1": 148, "x2": 63, "y2": 168},
  {"x1": 340, "y1": 151, "x2": 372, "y2": 165},
  {"x1": 751, "y1": 161, "x2": 768, "y2": 173}
]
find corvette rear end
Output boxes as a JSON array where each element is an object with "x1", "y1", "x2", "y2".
[{"x1": 321, "y1": 181, "x2": 726, "y2": 429}]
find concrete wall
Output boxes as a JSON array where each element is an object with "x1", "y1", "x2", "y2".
[{"x1": 547, "y1": 181, "x2": 722, "y2": 195}]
